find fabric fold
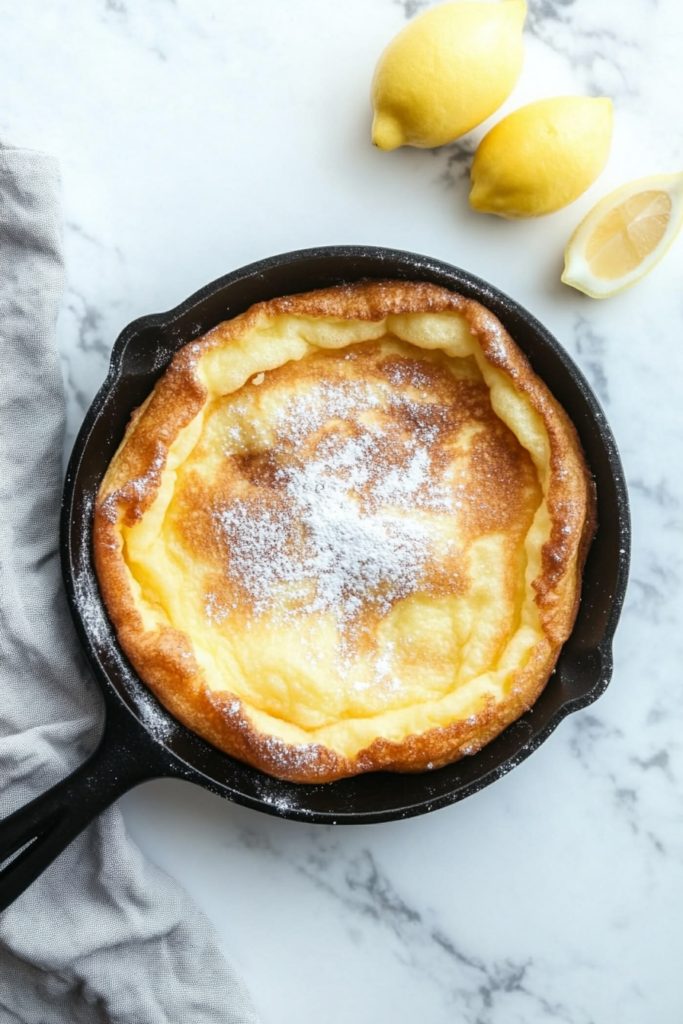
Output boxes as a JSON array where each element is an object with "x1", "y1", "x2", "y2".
[{"x1": 0, "y1": 142, "x2": 258, "y2": 1024}]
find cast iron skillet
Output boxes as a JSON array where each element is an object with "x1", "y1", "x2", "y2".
[{"x1": 0, "y1": 246, "x2": 630, "y2": 912}]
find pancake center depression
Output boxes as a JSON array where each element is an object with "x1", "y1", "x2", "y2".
[
  {"x1": 211, "y1": 437, "x2": 441, "y2": 620},
  {"x1": 204, "y1": 368, "x2": 468, "y2": 641}
]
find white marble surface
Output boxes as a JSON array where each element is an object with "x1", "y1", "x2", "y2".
[{"x1": 3, "y1": 1, "x2": 683, "y2": 1021}]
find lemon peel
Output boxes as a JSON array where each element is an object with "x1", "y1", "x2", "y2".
[
  {"x1": 371, "y1": 1, "x2": 526, "y2": 151},
  {"x1": 470, "y1": 96, "x2": 613, "y2": 218},
  {"x1": 562, "y1": 172, "x2": 683, "y2": 298}
]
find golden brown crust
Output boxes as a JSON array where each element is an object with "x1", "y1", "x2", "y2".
[{"x1": 94, "y1": 280, "x2": 596, "y2": 782}]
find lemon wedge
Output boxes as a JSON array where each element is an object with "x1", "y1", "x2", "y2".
[
  {"x1": 470, "y1": 96, "x2": 612, "y2": 218},
  {"x1": 562, "y1": 173, "x2": 683, "y2": 297},
  {"x1": 371, "y1": 0, "x2": 526, "y2": 151}
]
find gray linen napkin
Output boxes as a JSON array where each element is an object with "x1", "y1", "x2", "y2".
[{"x1": 0, "y1": 144, "x2": 259, "y2": 1024}]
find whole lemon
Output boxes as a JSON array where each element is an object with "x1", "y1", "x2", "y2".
[
  {"x1": 371, "y1": 1, "x2": 526, "y2": 151},
  {"x1": 470, "y1": 96, "x2": 613, "y2": 218}
]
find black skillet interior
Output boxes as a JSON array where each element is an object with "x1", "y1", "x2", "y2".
[{"x1": 62, "y1": 245, "x2": 631, "y2": 824}]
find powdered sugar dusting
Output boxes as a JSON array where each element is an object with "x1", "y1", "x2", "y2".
[
  {"x1": 134, "y1": 687, "x2": 175, "y2": 743},
  {"x1": 73, "y1": 490, "x2": 174, "y2": 744},
  {"x1": 74, "y1": 492, "x2": 113, "y2": 651},
  {"x1": 123, "y1": 444, "x2": 167, "y2": 506},
  {"x1": 73, "y1": 561, "x2": 112, "y2": 652},
  {"x1": 205, "y1": 356, "x2": 469, "y2": 675},
  {"x1": 213, "y1": 447, "x2": 434, "y2": 625}
]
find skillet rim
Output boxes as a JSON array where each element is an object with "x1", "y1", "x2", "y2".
[{"x1": 60, "y1": 244, "x2": 631, "y2": 823}]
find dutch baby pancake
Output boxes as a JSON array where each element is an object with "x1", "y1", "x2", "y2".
[{"x1": 94, "y1": 281, "x2": 595, "y2": 782}]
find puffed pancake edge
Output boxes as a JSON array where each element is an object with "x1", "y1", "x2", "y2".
[{"x1": 93, "y1": 280, "x2": 596, "y2": 782}]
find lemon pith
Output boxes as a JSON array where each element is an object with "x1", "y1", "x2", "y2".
[
  {"x1": 469, "y1": 96, "x2": 613, "y2": 218},
  {"x1": 562, "y1": 172, "x2": 683, "y2": 298},
  {"x1": 371, "y1": 1, "x2": 526, "y2": 151}
]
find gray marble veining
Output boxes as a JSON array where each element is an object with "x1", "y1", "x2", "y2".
[{"x1": 2, "y1": 0, "x2": 683, "y2": 1021}]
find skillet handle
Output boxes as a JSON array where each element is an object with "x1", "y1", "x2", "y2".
[{"x1": 0, "y1": 706, "x2": 170, "y2": 914}]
